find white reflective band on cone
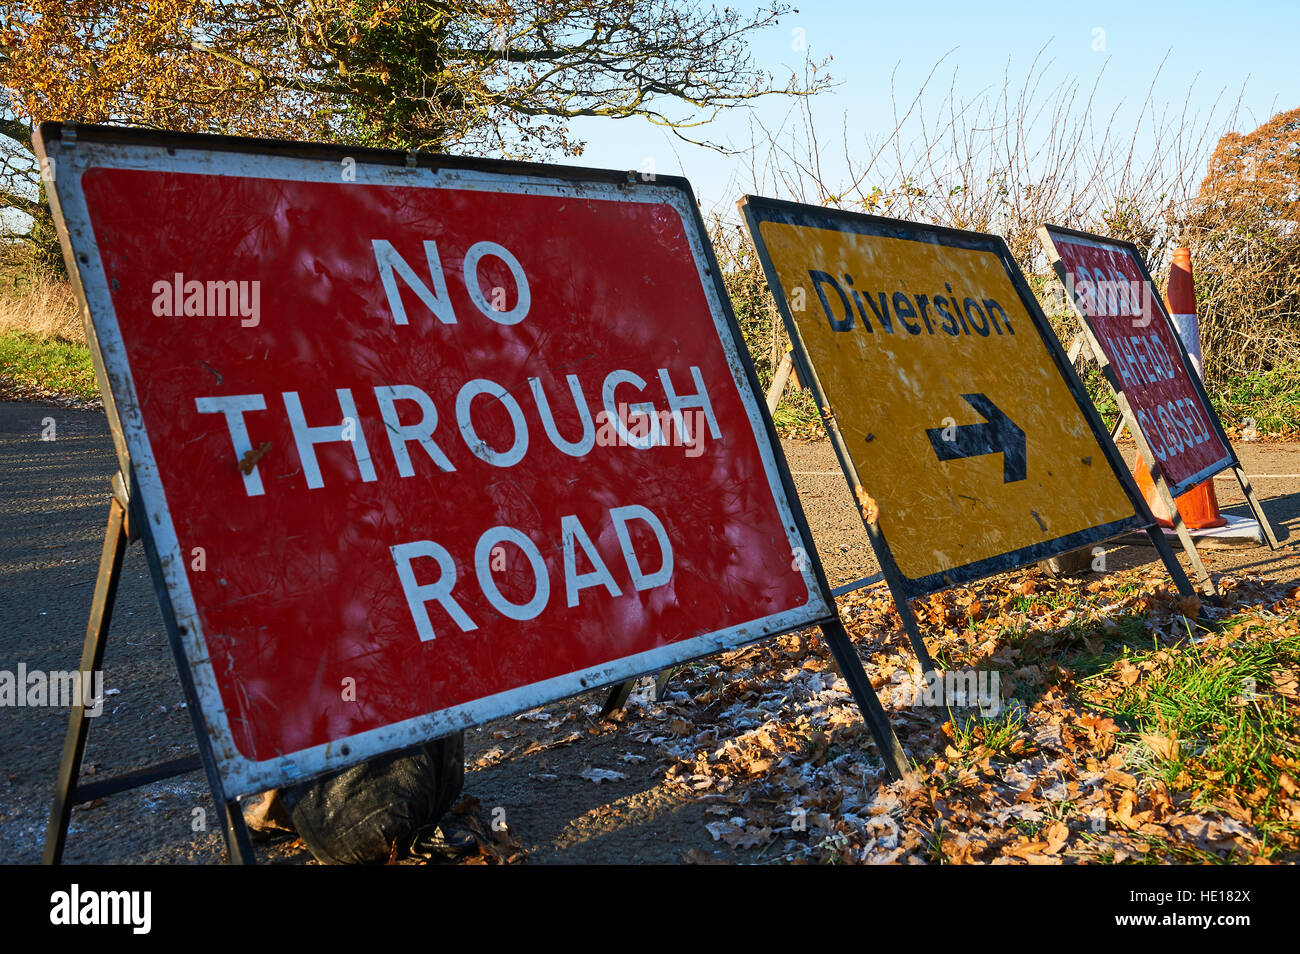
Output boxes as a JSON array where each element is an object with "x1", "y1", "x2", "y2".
[{"x1": 1170, "y1": 313, "x2": 1203, "y2": 380}]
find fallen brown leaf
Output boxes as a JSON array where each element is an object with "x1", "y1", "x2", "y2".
[
  {"x1": 1044, "y1": 821, "x2": 1070, "y2": 854},
  {"x1": 1140, "y1": 733, "x2": 1181, "y2": 761}
]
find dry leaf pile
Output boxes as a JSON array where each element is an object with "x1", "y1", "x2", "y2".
[
  {"x1": 601, "y1": 568, "x2": 1300, "y2": 864},
  {"x1": 444, "y1": 566, "x2": 1298, "y2": 865}
]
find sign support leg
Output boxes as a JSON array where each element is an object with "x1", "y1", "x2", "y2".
[
  {"x1": 42, "y1": 493, "x2": 128, "y2": 864},
  {"x1": 43, "y1": 473, "x2": 257, "y2": 865},
  {"x1": 1066, "y1": 334, "x2": 1084, "y2": 364},
  {"x1": 1078, "y1": 335, "x2": 1216, "y2": 598},
  {"x1": 600, "y1": 666, "x2": 682, "y2": 719},
  {"x1": 896, "y1": 601, "x2": 937, "y2": 675},
  {"x1": 1147, "y1": 465, "x2": 1218, "y2": 598},
  {"x1": 1233, "y1": 464, "x2": 1281, "y2": 549},
  {"x1": 818, "y1": 618, "x2": 909, "y2": 780},
  {"x1": 766, "y1": 351, "x2": 794, "y2": 414},
  {"x1": 599, "y1": 679, "x2": 635, "y2": 719},
  {"x1": 150, "y1": 550, "x2": 257, "y2": 865},
  {"x1": 1052, "y1": 296, "x2": 1224, "y2": 598},
  {"x1": 1167, "y1": 513, "x2": 1216, "y2": 598},
  {"x1": 1146, "y1": 522, "x2": 1199, "y2": 601},
  {"x1": 217, "y1": 795, "x2": 257, "y2": 865}
]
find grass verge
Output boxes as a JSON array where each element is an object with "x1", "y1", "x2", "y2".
[
  {"x1": 0, "y1": 330, "x2": 99, "y2": 401},
  {"x1": 1080, "y1": 616, "x2": 1300, "y2": 851}
]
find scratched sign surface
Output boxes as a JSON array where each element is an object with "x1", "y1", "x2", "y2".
[
  {"x1": 1041, "y1": 225, "x2": 1233, "y2": 496},
  {"x1": 45, "y1": 129, "x2": 828, "y2": 794},
  {"x1": 741, "y1": 198, "x2": 1143, "y2": 594}
]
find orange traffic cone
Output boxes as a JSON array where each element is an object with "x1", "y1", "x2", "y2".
[
  {"x1": 1134, "y1": 454, "x2": 1226, "y2": 528},
  {"x1": 1132, "y1": 247, "x2": 1225, "y2": 529}
]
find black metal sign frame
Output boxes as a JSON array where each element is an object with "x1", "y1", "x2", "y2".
[
  {"x1": 1039, "y1": 223, "x2": 1280, "y2": 573},
  {"x1": 739, "y1": 196, "x2": 1199, "y2": 674},
  {"x1": 36, "y1": 123, "x2": 909, "y2": 864}
]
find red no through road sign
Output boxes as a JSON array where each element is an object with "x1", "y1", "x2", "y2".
[{"x1": 44, "y1": 128, "x2": 830, "y2": 795}]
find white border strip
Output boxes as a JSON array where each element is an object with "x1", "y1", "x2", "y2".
[
  {"x1": 1045, "y1": 228, "x2": 1233, "y2": 494},
  {"x1": 51, "y1": 138, "x2": 831, "y2": 795}
]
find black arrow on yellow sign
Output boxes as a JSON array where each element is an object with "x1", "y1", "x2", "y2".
[{"x1": 926, "y1": 393, "x2": 1027, "y2": 483}]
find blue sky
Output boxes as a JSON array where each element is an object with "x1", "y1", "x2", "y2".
[{"x1": 566, "y1": 0, "x2": 1300, "y2": 216}]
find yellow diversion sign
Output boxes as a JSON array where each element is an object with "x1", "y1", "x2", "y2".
[{"x1": 740, "y1": 197, "x2": 1145, "y2": 595}]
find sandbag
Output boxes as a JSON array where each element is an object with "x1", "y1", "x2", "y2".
[{"x1": 278, "y1": 731, "x2": 464, "y2": 865}]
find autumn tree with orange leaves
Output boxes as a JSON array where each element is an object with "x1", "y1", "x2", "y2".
[
  {"x1": 1183, "y1": 107, "x2": 1300, "y2": 380},
  {"x1": 0, "y1": 0, "x2": 826, "y2": 271}
]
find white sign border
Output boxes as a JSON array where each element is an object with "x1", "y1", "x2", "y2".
[
  {"x1": 1042, "y1": 226, "x2": 1233, "y2": 496},
  {"x1": 48, "y1": 136, "x2": 832, "y2": 796}
]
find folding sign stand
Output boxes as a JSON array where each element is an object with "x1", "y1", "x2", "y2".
[
  {"x1": 1066, "y1": 327, "x2": 1218, "y2": 597},
  {"x1": 739, "y1": 198, "x2": 1203, "y2": 690},
  {"x1": 49, "y1": 471, "x2": 910, "y2": 870},
  {"x1": 36, "y1": 122, "x2": 916, "y2": 874},
  {"x1": 1061, "y1": 327, "x2": 1240, "y2": 599},
  {"x1": 43, "y1": 470, "x2": 258, "y2": 865},
  {"x1": 1040, "y1": 224, "x2": 1281, "y2": 601},
  {"x1": 766, "y1": 350, "x2": 797, "y2": 414}
]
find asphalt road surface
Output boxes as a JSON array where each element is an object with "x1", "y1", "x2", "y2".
[{"x1": 1, "y1": 400, "x2": 1296, "y2": 864}]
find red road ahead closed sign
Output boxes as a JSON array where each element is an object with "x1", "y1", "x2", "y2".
[
  {"x1": 1040, "y1": 226, "x2": 1232, "y2": 495},
  {"x1": 46, "y1": 129, "x2": 828, "y2": 794}
]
